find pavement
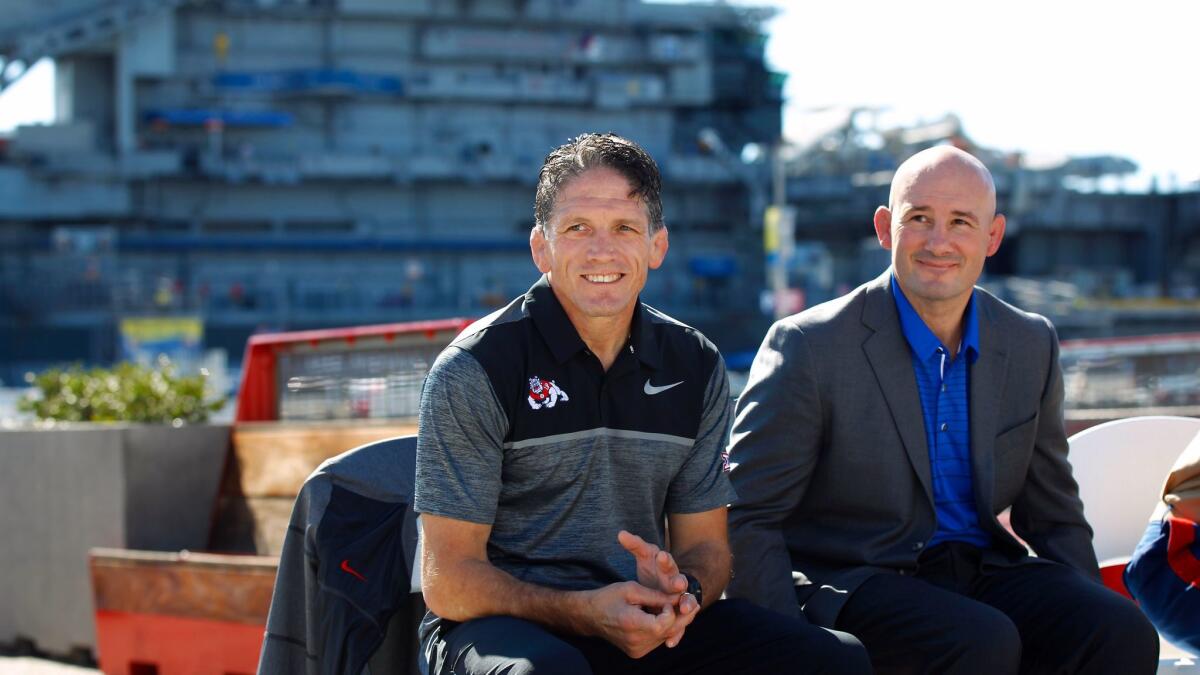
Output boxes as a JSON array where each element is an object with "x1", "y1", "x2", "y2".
[
  {"x1": 1, "y1": 643, "x2": 1197, "y2": 673},
  {"x1": 0, "y1": 658, "x2": 96, "y2": 674},
  {"x1": 0, "y1": 626, "x2": 1194, "y2": 673}
]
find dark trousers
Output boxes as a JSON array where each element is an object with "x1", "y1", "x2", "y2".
[
  {"x1": 424, "y1": 598, "x2": 870, "y2": 675},
  {"x1": 826, "y1": 543, "x2": 1159, "y2": 675}
]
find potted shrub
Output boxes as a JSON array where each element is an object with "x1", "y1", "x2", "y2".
[
  {"x1": 18, "y1": 360, "x2": 225, "y2": 425},
  {"x1": 0, "y1": 359, "x2": 230, "y2": 655}
]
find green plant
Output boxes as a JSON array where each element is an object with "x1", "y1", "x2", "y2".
[{"x1": 18, "y1": 359, "x2": 226, "y2": 424}]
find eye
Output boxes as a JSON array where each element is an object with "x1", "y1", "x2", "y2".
[
  {"x1": 618, "y1": 224, "x2": 640, "y2": 233},
  {"x1": 565, "y1": 222, "x2": 587, "y2": 232}
]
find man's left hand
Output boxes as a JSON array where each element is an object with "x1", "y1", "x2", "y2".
[
  {"x1": 618, "y1": 530, "x2": 687, "y2": 595},
  {"x1": 617, "y1": 530, "x2": 699, "y2": 648}
]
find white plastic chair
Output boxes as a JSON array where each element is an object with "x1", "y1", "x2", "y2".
[
  {"x1": 1068, "y1": 415, "x2": 1200, "y2": 671},
  {"x1": 1069, "y1": 416, "x2": 1200, "y2": 562}
]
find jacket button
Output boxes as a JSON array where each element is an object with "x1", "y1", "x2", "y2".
[
  {"x1": 912, "y1": 541, "x2": 925, "y2": 551},
  {"x1": 898, "y1": 569, "x2": 909, "y2": 576}
]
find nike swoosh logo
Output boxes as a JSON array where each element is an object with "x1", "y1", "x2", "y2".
[
  {"x1": 644, "y1": 379, "x2": 684, "y2": 395},
  {"x1": 340, "y1": 558, "x2": 366, "y2": 582}
]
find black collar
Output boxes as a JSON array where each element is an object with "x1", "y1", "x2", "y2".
[{"x1": 525, "y1": 275, "x2": 663, "y2": 370}]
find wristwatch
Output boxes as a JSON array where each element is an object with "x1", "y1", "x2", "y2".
[{"x1": 682, "y1": 572, "x2": 703, "y2": 607}]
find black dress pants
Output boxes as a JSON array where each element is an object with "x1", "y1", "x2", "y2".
[
  {"x1": 828, "y1": 543, "x2": 1159, "y2": 675},
  {"x1": 424, "y1": 598, "x2": 871, "y2": 675}
]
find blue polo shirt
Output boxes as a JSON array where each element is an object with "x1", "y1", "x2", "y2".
[{"x1": 892, "y1": 275, "x2": 991, "y2": 550}]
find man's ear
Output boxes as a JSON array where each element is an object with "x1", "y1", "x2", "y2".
[
  {"x1": 648, "y1": 227, "x2": 669, "y2": 270},
  {"x1": 530, "y1": 226, "x2": 551, "y2": 273},
  {"x1": 873, "y1": 206, "x2": 893, "y2": 250},
  {"x1": 986, "y1": 213, "x2": 1007, "y2": 257}
]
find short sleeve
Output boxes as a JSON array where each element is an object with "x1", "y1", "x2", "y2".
[
  {"x1": 413, "y1": 346, "x2": 510, "y2": 524},
  {"x1": 666, "y1": 354, "x2": 738, "y2": 513}
]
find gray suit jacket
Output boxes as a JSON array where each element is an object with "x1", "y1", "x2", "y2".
[{"x1": 726, "y1": 270, "x2": 1099, "y2": 626}]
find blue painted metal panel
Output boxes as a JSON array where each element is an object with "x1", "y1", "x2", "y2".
[
  {"x1": 213, "y1": 69, "x2": 403, "y2": 95},
  {"x1": 116, "y1": 234, "x2": 528, "y2": 253},
  {"x1": 688, "y1": 254, "x2": 738, "y2": 278},
  {"x1": 143, "y1": 109, "x2": 294, "y2": 127}
]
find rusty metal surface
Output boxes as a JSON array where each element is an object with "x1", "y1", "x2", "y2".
[{"x1": 88, "y1": 549, "x2": 277, "y2": 625}]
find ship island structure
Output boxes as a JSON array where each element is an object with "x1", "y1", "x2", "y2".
[{"x1": 0, "y1": 0, "x2": 1198, "y2": 405}]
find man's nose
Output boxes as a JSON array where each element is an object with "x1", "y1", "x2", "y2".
[
  {"x1": 587, "y1": 231, "x2": 618, "y2": 259},
  {"x1": 926, "y1": 224, "x2": 954, "y2": 254}
]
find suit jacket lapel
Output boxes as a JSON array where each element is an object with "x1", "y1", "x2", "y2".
[
  {"x1": 861, "y1": 272, "x2": 934, "y2": 505},
  {"x1": 969, "y1": 294, "x2": 1009, "y2": 521}
]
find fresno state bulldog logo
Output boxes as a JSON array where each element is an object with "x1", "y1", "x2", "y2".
[{"x1": 527, "y1": 376, "x2": 569, "y2": 410}]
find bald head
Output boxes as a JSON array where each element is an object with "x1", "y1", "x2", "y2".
[
  {"x1": 873, "y1": 144, "x2": 1007, "y2": 318},
  {"x1": 889, "y1": 146, "x2": 997, "y2": 220}
]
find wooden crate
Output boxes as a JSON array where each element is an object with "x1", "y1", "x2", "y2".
[{"x1": 89, "y1": 548, "x2": 278, "y2": 675}]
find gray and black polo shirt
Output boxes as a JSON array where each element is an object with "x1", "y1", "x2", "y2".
[{"x1": 414, "y1": 275, "x2": 736, "y2": 593}]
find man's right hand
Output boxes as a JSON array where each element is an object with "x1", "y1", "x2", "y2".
[{"x1": 581, "y1": 581, "x2": 679, "y2": 658}]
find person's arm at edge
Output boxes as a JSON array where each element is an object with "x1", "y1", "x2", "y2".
[
  {"x1": 1009, "y1": 317, "x2": 1100, "y2": 578},
  {"x1": 726, "y1": 318, "x2": 823, "y2": 616}
]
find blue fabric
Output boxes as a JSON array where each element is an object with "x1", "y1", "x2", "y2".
[
  {"x1": 891, "y1": 275, "x2": 990, "y2": 549},
  {"x1": 1125, "y1": 518, "x2": 1200, "y2": 653}
]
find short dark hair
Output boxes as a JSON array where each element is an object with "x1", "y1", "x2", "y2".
[{"x1": 534, "y1": 132, "x2": 664, "y2": 234}]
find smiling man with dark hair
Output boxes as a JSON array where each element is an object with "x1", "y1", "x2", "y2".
[{"x1": 414, "y1": 133, "x2": 869, "y2": 675}]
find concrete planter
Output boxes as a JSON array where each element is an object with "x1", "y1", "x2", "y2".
[{"x1": 0, "y1": 423, "x2": 231, "y2": 654}]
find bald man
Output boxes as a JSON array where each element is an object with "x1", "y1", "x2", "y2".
[{"x1": 727, "y1": 147, "x2": 1158, "y2": 674}]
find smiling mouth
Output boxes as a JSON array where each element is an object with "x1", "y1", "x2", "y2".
[
  {"x1": 916, "y1": 258, "x2": 958, "y2": 271},
  {"x1": 583, "y1": 273, "x2": 623, "y2": 284}
]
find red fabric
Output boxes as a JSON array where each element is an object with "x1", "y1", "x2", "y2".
[
  {"x1": 1166, "y1": 517, "x2": 1200, "y2": 589},
  {"x1": 1099, "y1": 560, "x2": 1132, "y2": 600}
]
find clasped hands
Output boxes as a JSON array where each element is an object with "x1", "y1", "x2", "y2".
[{"x1": 584, "y1": 530, "x2": 700, "y2": 658}]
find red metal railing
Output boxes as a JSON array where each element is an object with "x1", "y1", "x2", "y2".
[{"x1": 235, "y1": 318, "x2": 473, "y2": 422}]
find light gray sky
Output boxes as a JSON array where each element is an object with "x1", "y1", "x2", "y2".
[
  {"x1": 2, "y1": 1, "x2": 1198, "y2": 187},
  {"x1": 752, "y1": 0, "x2": 1200, "y2": 188},
  {"x1": 0, "y1": 58, "x2": 53, "y2": 131}
]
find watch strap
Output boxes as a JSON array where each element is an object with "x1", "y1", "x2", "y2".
[{"x1": 682, "y1": 572, "x2": 703, "y2": 607}]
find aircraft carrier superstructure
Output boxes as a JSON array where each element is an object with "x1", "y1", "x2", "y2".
[
  {"x1": 0, "y1": 0, "x2": 783, "y2": 380},
  {"x1": 4, "y1": 1, "x2": 1199, "y2": 385}
]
